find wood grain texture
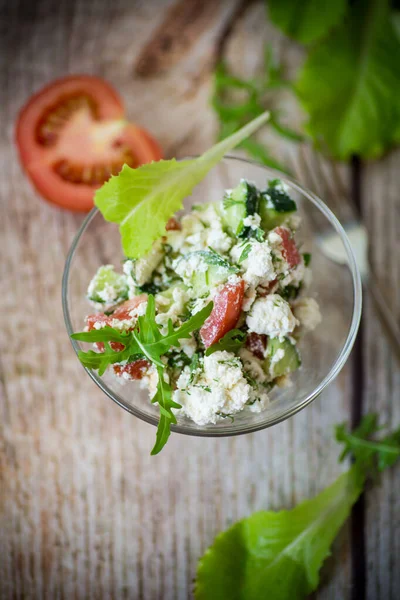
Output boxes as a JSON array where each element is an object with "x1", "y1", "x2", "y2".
[
  {"x1": 362, "y1": 150, "x2": 400, "y2": 600},
  {"x1": 0, "y1": 0, "x2": 398, "y2": 598}
]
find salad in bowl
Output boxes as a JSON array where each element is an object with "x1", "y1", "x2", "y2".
[{"x1": 67, "y1": 113, "x2": 360, "y2": 453}]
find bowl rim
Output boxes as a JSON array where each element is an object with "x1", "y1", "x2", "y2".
[{"x1": 62, "y1": 155, "x2": 362, "y2": 438}]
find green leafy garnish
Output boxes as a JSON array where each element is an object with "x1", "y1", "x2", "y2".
[
  {"x1": 195, "y1": 413, "x2": 400, "y2": 599},
  {"x1": 296, "y1": 0, "x2": 400, "y2": 159},
  {"x1": 264, "y1": 180, "x2": 297, "y2": 213},
  {"x1": 205, "y1": 329, "x2": 246, "y2": 356},
  {"x1": 95, "y1": 112, "x2": 270, "y2": 259},
  {"x1": 268, "y1": 0, "x2": 347, "y2": 45},
  {"x1": 238, "y1": 243, "x2": 252, "y2": 263},
  {"x1": 72, "y1": 296, "x2": 213, "y2": 454},
  {"x1": 212, "y1": 54, "x2": 303, "y2": 174}
]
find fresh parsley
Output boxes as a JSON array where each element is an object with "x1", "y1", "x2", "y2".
[
  {"x1": 71, "y1": 296, "x2": 213, "y2": 454},
  {"x1": 95, "y1": 112, "x2": 270, "y2": 259},
  {"x1": 195, "y1": 413, "x2": 400, "y2": 599}
]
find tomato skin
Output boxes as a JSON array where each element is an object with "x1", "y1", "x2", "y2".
[
  {"x1": 200, "y1": 279, "x2": 245, "y2": 348},
  {"x1": 113, "y1": 359, "x2": 150, "y2": 380},
  {"x1": 86, "y1": 295, "x2": 147, "y2": 352},
  {"x1": 246, "y1": 332, "x2": 267, "y2": 359},
  {"x1": 16, "y1": 75, "x2": 162, "y2": 212},
  {"x1": 275, "y1": 227, "x2": 300, "y2": 268},
  {"x1": 111, "y1": 295, "x2": 147, "y2": 320},
  {"x1": 165, "y1": 217, "x2": 181, "y2": 231}
]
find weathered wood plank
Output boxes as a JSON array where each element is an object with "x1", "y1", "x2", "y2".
[{"x1": 362, "y1": 150, "x2": 400, "y2": 600}]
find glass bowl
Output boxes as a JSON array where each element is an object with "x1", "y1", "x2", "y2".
[{"x1": 62, "y1": 156, "x2": 362, "y2": 437}]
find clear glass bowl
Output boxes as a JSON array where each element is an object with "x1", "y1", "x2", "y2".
[{"x1": 62, "y1": 157, "x2": 362, "y2": 437}]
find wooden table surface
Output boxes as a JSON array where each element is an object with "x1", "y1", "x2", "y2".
[{"x1": 1, "y1": 1, "x2": 399, "y2": 598}]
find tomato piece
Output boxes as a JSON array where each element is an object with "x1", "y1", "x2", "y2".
[
  {"x1": 275, "y1": 227, "x2": 300, "y2": 268},
  {"x1": 86, "y1": 295, "x2": 147, "y2": 352},
  {"x1": 246, "y1": 332, "x2": 267, "y2": 359},
  {"x1": 111, "y1": 295, "x2": 147, "y2": 320},
  {"x1": 113, "y1": 359, "x2": 150, "y2": 380},
  {"x1": 165, "y1": 217, "x2": 182, "y2": 231},
  {"x1": 15, "y1": 75, "x2": 162, "y2": 212},
  {"x1": 200, "y1": 279, "x2": 245, "y2": 348},
  {"x1": 258, "y1": 278, "x2": 278, "y2": 297}
]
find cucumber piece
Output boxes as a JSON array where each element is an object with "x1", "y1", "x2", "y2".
[
  {"x1": 264, "y1": 337, "x2": 301, "y2": 378},
  {"x1": 156, "y1": 282, "x2": 188, "y2": 312},
  {"x1": 87, "y1": 265, "x2": 128, "y2": 306},
  {"x1": 220, "y1": 180, "x2": 260, "y2": 237},
  {"x1": 221, "y1": 181, "x2": 247, "y2": 236},
  {"x1": 259, "y1": 180, "x2": 297, "y2": 231},
  {"x1": 178, "y1": 250, "x2": 237, "y2": 296}
]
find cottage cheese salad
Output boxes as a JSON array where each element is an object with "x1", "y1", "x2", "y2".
[{"x1": 71, "y1": 113, "x2": 321, "y2": 454}]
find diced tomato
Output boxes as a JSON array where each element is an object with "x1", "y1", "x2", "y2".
[
  {"x1": 165, "y1": 217, "x2": 181, "y2": 231},
  {"x1": 275, "y1": 227, "x2": 300, "y2": 268},
  {"x1": 86, "y1": 294, "x2": 147, "y2": 352},
  {"x1": 258, "y1": 278, "x2": 278, "y2": 297},
  {"x1": 111, "y1": 295, "x2": 147, "y2": 320},
  {"x1": 113, "y1": 359, "x2": 150, "y2": 380},
  {"x1": 200, "y1": 279, "x2": 245, "y2": 348},
  {"x1": 246, "y1": 332, "x2": 267, "y2": 359},
  {"x1": 15, "y1": 75, "x2": 162, "y2": 212}
]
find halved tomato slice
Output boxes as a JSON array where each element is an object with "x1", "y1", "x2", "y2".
[
  {"x1": 275, "y1": 227, "x2": 300, "y2": 268},
  {"x1": 16, "y1": 75, "x2": 162, "y2": 212},
  {"x1": 200, "y1": 279, "x2": 245, "y2": 348}
]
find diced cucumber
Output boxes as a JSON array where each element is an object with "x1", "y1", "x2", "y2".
[
  {"x1": 259, "y1": 180, "x2": 297, "y2": 231},
  {"x1": 87, "y1": 265, "x2": 128, "y2": 306},
  {"x1": 220, "y1": 180, "x2": 260, "y2": 237},
  {"x1": 177, "y1": 250, "x2": 237, "y2": 296},
  {"x1": 156, "y1": 282, "x2": 188, "y2": 313},
  {"x1": 264, "y1": 337, "x2": 301, "y2": 379}
]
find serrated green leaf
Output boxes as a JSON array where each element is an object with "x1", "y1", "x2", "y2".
[
  {"x1": 195, "y1": 467, "x2": 363, "y2": 600},
  {"x1": 296, "y1": 0, "x2": 400, "y2": 159},
  {"x1": 95, "y1": 113, "x2": 270, "y2": 259},
  {"x1": 268, "y1": 0, "x2": 347, "y2": 45}
]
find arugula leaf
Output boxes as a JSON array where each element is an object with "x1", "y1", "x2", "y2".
[
  {"x1": 150, "y1": 367, "x2": 181, "y2": 455},
  {"x1": 195, "y1": 413, "x2": 400, "y2": 599},
  {"x1": 336, "y1": 413, "x2": 400, "y2": 472},
  {"x1": 205, "y1": 329, "x2": 246, "y2": 356},
  {"x1": 212, "y1": 51, "x2": 303, "y2": 175},
  {"x1": 95, "y1": 112, "x2": 270, "y2": 259},
  {"x1": 296, "y1": 0, "x2": 400, "y2": 159},
  {"x1": 268, "y1": 0, "x2": 347, "y2": 45},
  {"x1": 72, "y1": 296, "x2": 213, "y2": 454}
]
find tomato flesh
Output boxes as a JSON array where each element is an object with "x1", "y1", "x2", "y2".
[
  {"x1": 246, "y1": 332, "x2": 267, "y2": 359},
  {"x1": 275, "y1": 227, "x2": 300, "y2": 268},
  {"x1": 16, "y1": 75, "x2": 162, "y2": 212},
  {"x1": 200, "y1": 280, "x2": 245, "y2": 348},
  {"x1": 165, "y1": 217, "x2": 182, "y2": 231},
  {"x1": 113, "y1": 359, "x2": 150, "y2": 380},
  {"x1": 86, "y1": 295, "x2": 147, "y2": 352}
]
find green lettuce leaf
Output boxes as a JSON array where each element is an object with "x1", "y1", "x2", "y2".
[
  {"x1": 195, "y1": 414, "x2": 400, "y2": 599},
  {"x1": 268, "y1": 0, "x2": 347, "y2": 44},
  {"x1": 195, "y1": 468, "x2": 363, "y2": 600},
  {"x1": 95, "y1": 112, "x2": 270, "y2": 259},
  {"x1": 296, "y1": 0, "x2": 400, "y2": 159}
]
